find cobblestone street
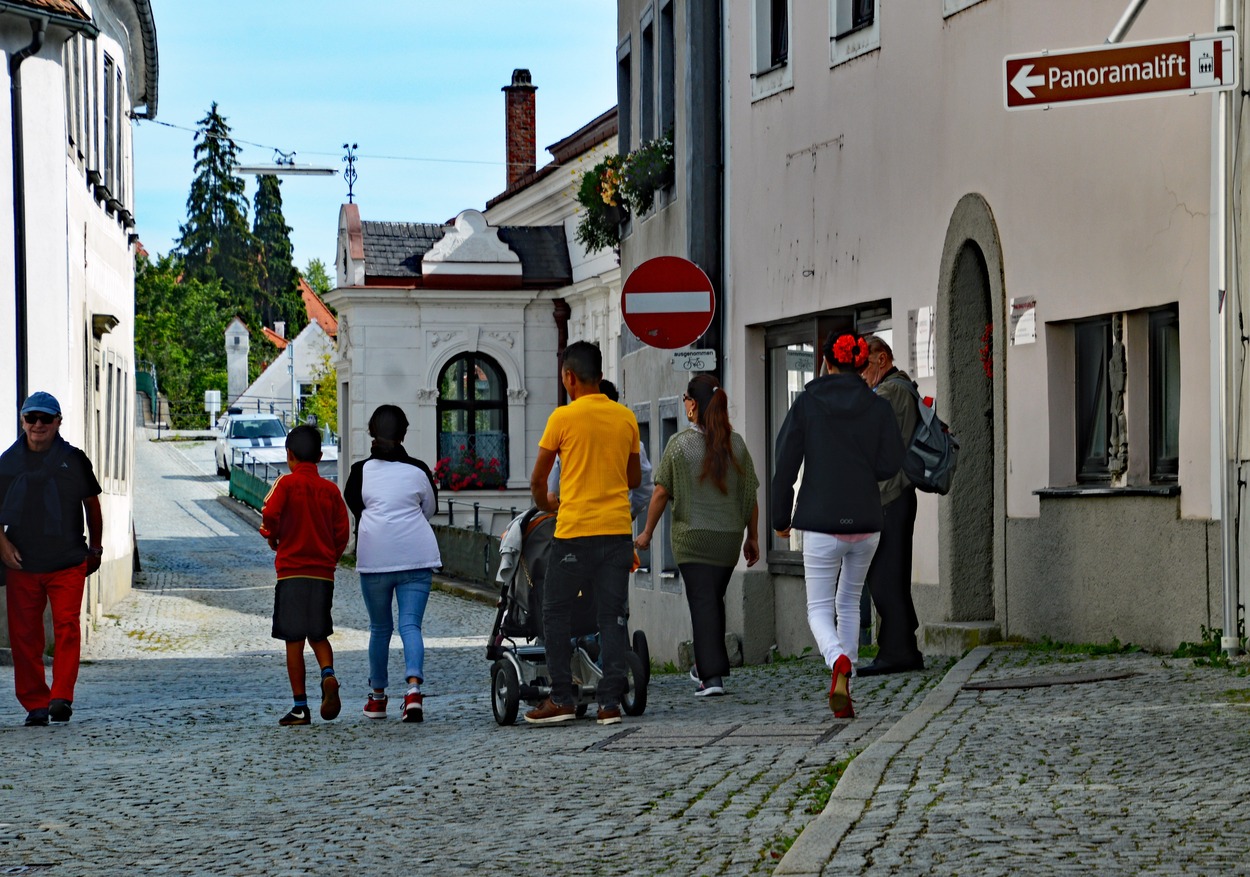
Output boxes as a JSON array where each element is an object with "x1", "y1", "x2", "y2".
[{"x1": 0, "y1": 431, "x2": 942, "y2": 875}]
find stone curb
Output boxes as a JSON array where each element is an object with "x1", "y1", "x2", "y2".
[{"x1": 775, "y1": 645, "x2": 995, "y2": 876}]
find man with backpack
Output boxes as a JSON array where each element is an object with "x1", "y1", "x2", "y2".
[{"x1": 858, "y1": 336, "x2": 926, "y2": 676}]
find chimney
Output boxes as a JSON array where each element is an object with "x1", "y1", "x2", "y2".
[
  {"x1": 502, "y1": 68, "x2": 537, "y2": 189},
  {"x1": 274, "y1": 321, "x2": 286, "y2": 339}
]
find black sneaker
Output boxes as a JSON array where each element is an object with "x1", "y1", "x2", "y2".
[
  {"x1": 24, "y1": 708, "x2": 49, "y2": 727},
  {"x1": 278, "y1": 706, "x2": 311, "y2": 726},
  {"x1": 49, "y1": 699, "x2": 73, "y2": 723}
]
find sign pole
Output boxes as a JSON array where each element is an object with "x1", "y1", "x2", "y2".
[{"x1": 1218, "y1": 0, "x2": 1243, "y2": 655}]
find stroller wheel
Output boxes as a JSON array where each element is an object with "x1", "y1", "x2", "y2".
[
  {"x1": 632, "y1": 630, "x2": 651, "y2": 687},
  {"x1": 622, "y1": 650, "x2": 648, "y2": 716},
  {"x1": 491, "y1": 659, "x2": 521, "y2": 726}
]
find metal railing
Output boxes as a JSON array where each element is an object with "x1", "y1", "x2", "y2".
[{"x1": 445, "y1": 498, "x2": 521, "y2": 533}]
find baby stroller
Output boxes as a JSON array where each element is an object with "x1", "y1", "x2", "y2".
[{"x1": 487, "y1": 508, "x2": 651, "y2": 726}]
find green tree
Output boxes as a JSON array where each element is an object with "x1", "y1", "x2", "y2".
[
  {"x1": 303, "y1": 258, "x2": 334, "y2": 297},
  {"x1": 134, "y1": 252, "x2": 229, "y2": 428},
  {"x1": 175, "y1": 102, "x2": 259, "y2": 324},
  {"x1": 304, "y1": 352, "x2": 338, "y2": 434},
  {"x1": 253, "y1": 174, "x2": 305, "y2": 334}
]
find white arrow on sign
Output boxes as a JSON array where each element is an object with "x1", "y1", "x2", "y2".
[{"x1": 1011, "y1": 64, "x2": 1047, "y2": 100}]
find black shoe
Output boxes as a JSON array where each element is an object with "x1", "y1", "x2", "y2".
[
  {"x1": 49, "y1": 699, "x2": 73, "y2": 723},
  {"x1": 857, "y1": 658, "x2": 925, "y2": 677},
  {"x1": 24, "y1": 708, "x2": 49, "y2": 727},
  {"x1": 278, "y1": 706, "x2": 311, "y2": 726}
]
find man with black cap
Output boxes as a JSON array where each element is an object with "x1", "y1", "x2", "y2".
[{"x1": 0, "y1": 392, "x2": 103, "y2": 726}]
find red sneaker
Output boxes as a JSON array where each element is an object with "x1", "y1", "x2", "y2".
[
  {"x1": 363, "y1": 695, "x2": 388, "y2": 720},
  {"x1": 402, "y1": 692, "x2": 424, "y2": 723}
]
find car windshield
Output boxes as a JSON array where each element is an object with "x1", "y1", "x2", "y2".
[{"x1": 231, "y1": 420, "x2": 286, "y2": 439}]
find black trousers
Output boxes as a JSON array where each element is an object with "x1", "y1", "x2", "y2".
[
  {"x1": 864, "y1": 489, "x2": 922, "y2": 665},
  {"x1": 679, "y1": 562, "x2": 734, "y2": 681}
]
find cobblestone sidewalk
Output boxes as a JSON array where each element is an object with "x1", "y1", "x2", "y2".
[{"x1": 0, "y1": 432, "x2": 948, "y2": 876}]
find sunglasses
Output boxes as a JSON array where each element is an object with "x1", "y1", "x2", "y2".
[{"x1": 23, "y1": 413, "x2": 56, "y2": 425}]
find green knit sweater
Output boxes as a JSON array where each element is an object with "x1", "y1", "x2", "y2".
[{"x1": 654, "y1": 428, "x2": 759, "y2": 567}]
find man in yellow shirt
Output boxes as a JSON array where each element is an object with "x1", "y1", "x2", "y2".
[{"x1": 526, "y1": 341, "x2": 641, "y2": 726}]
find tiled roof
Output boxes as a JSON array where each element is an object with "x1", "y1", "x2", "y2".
[
  {"x1": 359, "y1": 220, "x2": 571, "y2": 286},
  {"x1": 496, "y1": 226, "x2": 572, "y2": 284},
  {"x1": 261, "y1": 327, "x2": 288, "y2": 350},
  {"x1": 15, "y1": 0, "x2": 89, "y2": 19},
  {"x1": 361, "y1": 221, "x2": 445, "y2": 279},
  {"x1": 299, "y1": 278, "x2": 338, "y2": 337}
]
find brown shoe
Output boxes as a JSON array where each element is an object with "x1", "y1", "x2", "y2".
[
  {"x1": 595, "y1": 705, "x2": 622, "y2": 726},
  {"x1": 524, "y1": 697, "x2": 576, "y2": 725},
  {"x1": 320, "y1": 674, "x2": 341, "y2": 721}
]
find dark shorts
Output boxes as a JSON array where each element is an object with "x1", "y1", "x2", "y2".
[{"x1": 271, "y1": 577, "x2": 334, "y2": 642}]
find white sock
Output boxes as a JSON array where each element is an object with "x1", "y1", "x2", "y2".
[{"x1": 407, "y1": 684, "x2": 421, "y2": 696}]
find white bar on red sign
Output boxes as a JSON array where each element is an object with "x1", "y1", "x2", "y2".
[{"x1": 624, "y1": 291, "x2": 712, "y2": 313}]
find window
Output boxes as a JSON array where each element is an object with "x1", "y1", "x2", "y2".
[
  {"x1": 1074, "y1": 317, "x2": 1112, "y2": 482},
  {"x1": 617, "y1": 38, "x2": 632, "y2": 153},
  {"x1": 764, "y1": 303, "x2": 889, "y2": 562},
  {"x1": 831, "y1": 0, "x2": 880, "y2": 67},
  {"x1": 641, "y1": 8, "x2": 655, "y2": 143},
  {"x1": 102, "y1": 54, "x2": 115, "y2": 193},
  {"x1": 437, "y1": 353, "x2": 509, "y2": 488},
  {"x1": 659, "y1": 0, "x2": 676, "y2": 138},
  {"x1": 1149, "y1": 307, "x2": 1180, "y2": 481},
  {"x1": 752, "y1": 0, "x2": 793, "y2": 98}
]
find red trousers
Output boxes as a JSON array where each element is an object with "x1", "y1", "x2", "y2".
[{"x1": 4, "y1": 563, "x2": 87, "y2": 710}]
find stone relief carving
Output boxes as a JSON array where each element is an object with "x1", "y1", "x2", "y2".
[
  {"x1": 414, "y1": 388, "x2": 440, "y2": 403},
  {"x1": 428, "y1": 331, "x2": 458, "y2": 348},
  {"x1": 507, "y1": 388, "x2": 528, "y2": 402},
  {"x1": 486, "y1": 331, "x2": 516, "y2": 349},
  {"x1": 337, "y1": 314, "x2": 351, "y2": 355}
]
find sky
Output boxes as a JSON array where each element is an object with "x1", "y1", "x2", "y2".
[{"x1": 133, "y1": 1, "x2": 619, "y2": 274}]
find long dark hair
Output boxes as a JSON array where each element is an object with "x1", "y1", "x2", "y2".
[{"x1": 688, "y1": 373, "x2": 740, "y2": 493}]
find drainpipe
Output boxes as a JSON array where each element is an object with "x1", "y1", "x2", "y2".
[
  {"x1": 10, "y1": 15, "x2": 45, "y2": 421},
  {"x1": 1216, "y1": 0, "x2": 1243, "y2": 655},
  {"x1": 553, "y1": 298, "x2": 571, "y2": 405}
]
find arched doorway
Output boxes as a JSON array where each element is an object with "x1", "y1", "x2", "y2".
[
  {"x1": 937, "y1": 194, "x2": 1005, "y2": 624},
  {"x1": 436, "y1": 352, "x2": 509, "y2": 489}
]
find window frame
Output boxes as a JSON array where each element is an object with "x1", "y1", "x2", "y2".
[
  {"x1": 830, "y1": 0, "x2": 881, "y2": 68},
  {"x1": 436, "y1": 352, "x2": 510, "y2": 488},
  {"x1": 640, "y1": 6, "x2": 656, "y2": 143},
  {"x1": 1148, "y1": 306, "x2": 1180, "y2": 482},
  {"x1": 617, "y1": 37, "x2": 633, "y2": 154},
  {"x1": 1073, "y1": 316, "x2": 1113, "y2": 483},
  {"x1": 751, "y1": 0, "x2": 793, "y2": 100}
]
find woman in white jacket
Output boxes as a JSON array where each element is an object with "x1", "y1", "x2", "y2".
[{"x1": 344, "y1": 405, "x2": 441, "y2": 723}]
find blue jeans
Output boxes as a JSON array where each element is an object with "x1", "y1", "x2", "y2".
[
  {"x1": 542, "y1": 535, "x2": 633, "y2": 708},
  {"x1": 359, "y1": 569, "x2": 433, "y2": 690}
]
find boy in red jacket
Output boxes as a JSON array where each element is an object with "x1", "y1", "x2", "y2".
[{"x1": 260, "y1": 426, "x2": 351, "y2": 726}]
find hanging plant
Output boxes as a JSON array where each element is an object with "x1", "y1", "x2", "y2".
[
  {"x1": 573, "y1": 154, "x2": 628, "y2": 253},
  {"x1": 620, "y1": 132, "x2": 674, "y2": 215}
]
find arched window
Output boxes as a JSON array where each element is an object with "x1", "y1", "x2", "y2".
[{"x1": 436, "y1": 352, "x2": 508, "y2": 489}]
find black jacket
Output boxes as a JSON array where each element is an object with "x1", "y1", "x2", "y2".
[{"x1": 771, "y1": 373, "x2": 904, "y2": 534}]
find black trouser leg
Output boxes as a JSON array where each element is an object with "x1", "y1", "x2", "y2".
[
  {"x1": 680, "y1": 562, "x2": 733, "y2": 680},
  {"x1": 864, "y1": 489, "x2": 921, "y2": 664}
]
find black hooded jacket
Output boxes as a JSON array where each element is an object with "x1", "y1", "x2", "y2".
[{"x1": 771, "y1": 372, "x2": 904, "y2": 534}]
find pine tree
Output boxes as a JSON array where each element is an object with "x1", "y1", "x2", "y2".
[
  {"x1": 175, "y1": 102, "x2": 259, "y2": 323},
  {"x1": 252, "y1": 174, "x2": 304, "y2": 334}
]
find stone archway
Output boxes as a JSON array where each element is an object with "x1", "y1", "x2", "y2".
[{"x1": 936, "y1": 194, "x2": 1006, "y2": 629}]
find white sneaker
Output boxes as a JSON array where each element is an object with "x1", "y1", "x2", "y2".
[{"x1": 689, "y1": 666, "x2": 701, "y2": 684}]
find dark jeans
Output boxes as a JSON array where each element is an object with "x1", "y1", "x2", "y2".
[
  {"x1": 542, "y1": 535, "x2": 633, "y2": 707},
  {"x1": 864, "y1": 488, "x2": 923, "y2": 665},
  {"x1": 679, "y1": 562, "x2": 733, "y2": 681}
]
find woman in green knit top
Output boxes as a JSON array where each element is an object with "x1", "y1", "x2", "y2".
[{"x1": 634, "y1": 374, "x2": 760, "y2": 696}]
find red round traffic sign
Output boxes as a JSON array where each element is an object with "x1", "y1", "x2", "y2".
[{"x1": 621, "y1": 256, "x2": 715, "y2": 350}]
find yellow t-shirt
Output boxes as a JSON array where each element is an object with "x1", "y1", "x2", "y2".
[{"x1": 539, "y1": 394, "x2": 639, "y2": 539}]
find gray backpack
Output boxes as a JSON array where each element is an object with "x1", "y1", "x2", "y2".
[{"x1": 887, "y1": 377, "x2": 959, "y2": 495}]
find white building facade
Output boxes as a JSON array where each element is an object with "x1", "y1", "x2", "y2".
[
  {"x1": 0, "y1": 0, "x2": 157, "y2": 642},
  {"x1": 612, "y1": 0, "x2": 1243, "y2": 661}
]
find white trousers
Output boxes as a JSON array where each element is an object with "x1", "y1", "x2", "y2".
[{"x1": 801, "y1": 531, "x2": 882, "y2": 670}]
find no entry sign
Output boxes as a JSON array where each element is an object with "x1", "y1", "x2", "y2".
[
  {"x1": 1005, "y1": 32, "x2": 1237, "y2": 110},
  {"x1": 621, "y1": 256, "x2": 715, "y2": 350}
]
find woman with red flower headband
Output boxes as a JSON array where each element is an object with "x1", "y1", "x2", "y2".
[{"x1": 771, "y1": 333, "x2": 904, "y2": 718}]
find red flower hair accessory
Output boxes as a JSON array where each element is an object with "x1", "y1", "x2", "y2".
[{"x1": 832, "y1": 335, "x2": 869, "y2": 368}]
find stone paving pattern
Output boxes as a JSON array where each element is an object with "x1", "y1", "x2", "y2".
[{"x1": 0, "y1": 433, "x2": 945, "y2": 875}]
